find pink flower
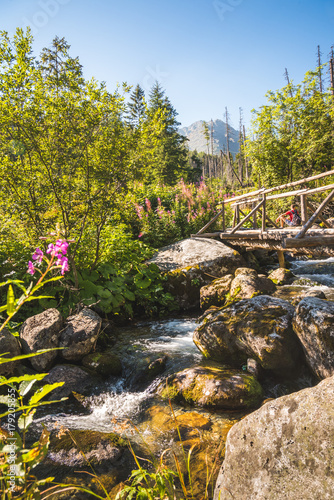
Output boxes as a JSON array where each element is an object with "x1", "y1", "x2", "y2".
[
  {"x1": 46, "y1": 239, "x2": 68, "y2": 256},
  {"x1": 145, "y1": 198, "x2": 152, "y2": 211},
  {"x1": 32, "y1": 248, "x2": 43, "y2": 263},
  {"x1": 46, "y1": 243, "x2": 55, "y2": 255},
  {"x1": 27, "y1": 261, "x2": 35, "y2": 275},
  {"x1": 55, "y1": 239, "x2": 68, "y2": 255},
  {"x1": 135, "y1": 204, "x2": 144, "y2": 219},
  {"x1": 60, "y1": 257, "x2": 69, "y2": 275},
  {"x1": 157, "y1": 197, "x2": 161, "y2": 206},
  {"x1": 138, "y1": 232, "x2": 143, "y2": 238}
]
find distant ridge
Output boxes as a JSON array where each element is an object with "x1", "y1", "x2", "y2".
[{"x1": 179, "y1": 119, "x2": 239, "y2": 156}]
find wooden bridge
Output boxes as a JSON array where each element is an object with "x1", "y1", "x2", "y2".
[{"x1": 192, "y1": 169, "x2": 334, "y2": 267}]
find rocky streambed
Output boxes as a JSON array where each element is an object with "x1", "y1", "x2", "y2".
[{"x1": 2, "y1": 239, "x2": 334, "y2": 499}]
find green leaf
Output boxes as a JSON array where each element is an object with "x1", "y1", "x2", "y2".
[
  {"x1": 19, "y1": 378, "x2": 38, "y2": 396},
  {"x1": 29, "y1": 383, "x2": 64, "y2": 406},
  {"x1": 80, "y1": 280, "x2": 99, "y2": 299},
  {"x1": 6, "y1": 284, "x2": 15, "y2": 315},
  {"x1": 1, "y1": 373, "x2": 48, "y2": 387},
  {"x1": 134, "y1": 277, "x2": 152, "y2": 289},
  {"x1": 0, "y1": 349, "x2": 63, "y2": 368},
  {"x1": 123, "y1": 289, "x2": 135, "y2": 301},
  {"x1": 24, "y1": 295, "x2": 54, "y2": 303},
  {"x1": 0, "y1": 398, "x2": 68, "y2": 419},
  {"x1": 18, "y1": 409, "x2": 36, "y2": 430},
  {"x1": 96, "y1": 286, "x2": 112, "y2": 299}
]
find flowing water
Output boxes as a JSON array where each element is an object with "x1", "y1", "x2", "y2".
[
  {"x1": 33, "y1": 257, "x2": 334, "y2": 497},
  {"x1": 274, "y1": 256, "x2": 334, "y2": 301}
]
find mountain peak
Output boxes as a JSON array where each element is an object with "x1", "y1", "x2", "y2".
[{"x1": 179, "y1": 119, "x2": 239, "y2": 155}]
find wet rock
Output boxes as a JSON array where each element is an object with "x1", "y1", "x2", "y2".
[
  {"x1": 143, "y1": 405, "x2": 212, "y2": 440},
  {"x1": 127, "y1": 353, "x2": 168, "y2": 389},
  {"x1": 0, "y1": 328, "x2": 21, "y2": 376},
  {"x1": 269, "y1": 267, "x2": 295, "y2": 285},
  {"x1": 200, "y1": 274, "x2": 233, "y2": 309},
  {"x1": 43, "y1": 364, "x2": 98, "y2": 399},
  {"x1": 20, "y1": 309, "x2": 63, "y2": 372},
  {"x1": 302, "y1": 289, "x2": 326, "y2": 299},
  {"x1": 247, "y1": 358, "x2": 264, "y2": 380},
  {"x1": 48, "y1": 429, "x2": 126, "y2": 470},
  {"x1": 158, "y1": 365, "x2": 263, "y2": 410},
  {"x1": 194, "y1": 295, "x2": 301, "y2": 377},
  {"x1": 82, "y1": 351, "x2": 122, "y2": 377},
  {"x1": 292, "y1": 297, "x2": 334, "y2": 379},
  {"x1": 148, "y1": 237, "x2": 245, "y2": 310},
  {"x1": 228, "y1": 268, "x2": 276, "y2": 302},
  {"x1": 59, "y1": 308, "x2": 102, "y2": 362},
  {"x1": 214, "y1": 375, "x2": 334, "y2": 500}
]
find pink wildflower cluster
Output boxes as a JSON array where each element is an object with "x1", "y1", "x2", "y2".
[{"x1": 27, "y1": 239, "x2": 69, "y2": 276}]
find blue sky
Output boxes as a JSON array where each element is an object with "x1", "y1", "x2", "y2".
[{"x1": 2, "y1": 0, "x2": 334, "y2": 130}]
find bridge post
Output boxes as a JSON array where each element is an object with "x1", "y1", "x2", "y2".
[
  {"x1": 277, "y1": 250, "x2": 285, "y2": 269},
  {"x1": 300, "y1": 194, "x2": 308, "y2": 224},
  {"x1": 261, "y1": 194, "x2": 266, "y2": 233},
  {"x1": 252, "y1": 202, "x2": 257, "y2": 229}
]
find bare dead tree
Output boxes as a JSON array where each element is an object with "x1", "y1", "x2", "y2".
[
  {"x1": 238, "y1": 107, "x2": 244, "y2": 185},
  {"x1": 317, "y1": 45, "x2": 323, "y2": 93},
  {"x1": 329, "y1": 46, "x2": 334, "y2": 95},
  {"x1": 243, "y1": 125, "x2": 250, "y2": 183},
  {"x1": 284, "y1": 67, "x2": 294, "y2": 97}
]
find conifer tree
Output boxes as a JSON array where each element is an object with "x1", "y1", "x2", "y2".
[
  {"x1": 127, "y1": 84, "x2": 146, "y2": 127},
  {"x1": 145, "y1": 81, "x2": 188, "y2": 184}
]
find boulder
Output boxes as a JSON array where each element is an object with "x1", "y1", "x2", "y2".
[
  {"x1": 0, "y1": 328, "x2": 21, "y2": 376},
  {"x1": 193, "y1": 296, "x2": 301, "y2": 377},
  {"x1": 214, "y1": 375, "x2": 334, "y2": 500},
  {"x1": 229, "y1": 268, "x2": 276, "y2": 301},
  {"x1": 43, "y1": 364, "x2": 97, "y2": 399},
  {"x1": 48, "y1": 429, "x2": 126, "y2": 470},
  {"x1": 59, "y1": 308, "x2": 102, "y2": 361},
  {"x1": 19, "y1": 309, "x2": 63, "y2": 372},
  {"x1": 200, "y1": 274, "x2": 233, "y2": 309},
  {"x1": 269, "y1": 267, "x2": 295, "y2": 285},
  {"x1": 148, "y1": 238, "x2": 245, "y2": 309},
  {"x1": 82, "y1": 351, "x2": 122, "y2": 377},
  {"x1": 158, "y1": 365, "x2": 263, "y2": 410},
  {"x1": 292, "y1": 297, "x2": 334, "y2": 379}
]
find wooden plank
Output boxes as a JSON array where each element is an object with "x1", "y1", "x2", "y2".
[
  {"x1": 266, "y1": 215, "x2": 279, "y2": 228},
  {"x1": 232, "y1": 183, "x2": 334, "y2": 206},
  {"x1": 300, "y1": 194, "x2": 308, "y2": 224},
  {"x1": 219, "y1": 169, "x2": 334, "y2": 206},
  {"x1": 232, "y1": 206, "x2": 237, "y2": 228},
  {"x1": 196, "y1": 207, "x2": 225, "y2": 235},
  {"x1": 221, "y1": 202, "x2": 225, "y2": 232},
  {"x1": 252, "y1": 202, "x2": 257, "y2": 229},
  {"x1": 286, "y1": 236, "x2": 334, "y2": 247},
  {"x1": 262, "y1": 194, "x2": 266, "y2": 233},
  {"x1": 230, "y1": 199, "x2": 264, "y2": 234},
  {"x1": 307, "y1": 201, "x2": 332, "y2": 228},
  {"x1": 191, "y1": 232, "x2": 223, "y2": 238},
  {"x1": 277, "y1": 250, "x2": 286, "y2": 268},
  {"x1": 295, "y1": 189, "x2": 334, "y2": 238}
]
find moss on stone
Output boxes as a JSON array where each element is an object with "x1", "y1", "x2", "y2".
[{"x1": 50, "y1": 429, "x2": 127, "y2": 455}]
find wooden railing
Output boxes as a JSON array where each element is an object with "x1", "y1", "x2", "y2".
[{"x1": 196, "y1": 169, "x2": 334, "y2": 239}]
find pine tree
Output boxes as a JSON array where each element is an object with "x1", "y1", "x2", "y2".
[
  {"x1": 145, "y1": 81, "x2": 188, "y2": 184},
  {"x1": 127, "y1": 84, "x2": 146, "y2": 127}
]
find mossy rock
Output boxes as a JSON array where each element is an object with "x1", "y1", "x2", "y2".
[
  {"x1": 158, "y1": 365, "x2": 263, "y2": 410},
  {"x1": 269, "y1": 267, "x2": 295, "y2": 285},
  {"x1": 81, "y1": 351, "x2": 122, "y2": 377},
  {"x1": 142, "y1": 405, "x2": 212, "y2": 440},
  {"x1": 49, "y1": 429, "x2": 127, "y2": 467},
  {"x1": 194, "y1": 295, "x2": 302, "y2": 377},
  {"x1": 200, "y1": 274, "x2": 234, "y2": 309},
  {"x1": 228, "y1": 268, "x2": 276, "y2": 304}
]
